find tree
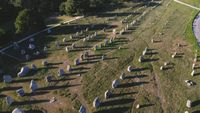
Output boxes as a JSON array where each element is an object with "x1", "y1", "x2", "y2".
[
  {"x1": 60, "y1": 0, "x2": 90, "y2": 16},
  {"x1": 15, "y1": 9, "x2": 45, "y2": 34},
  {"x1": 0, "y1": 28, "x2": 5, "y2": 38}
]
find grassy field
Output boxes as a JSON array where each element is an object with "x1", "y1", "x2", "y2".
[{"x1": 1, "y1": 0, "x2": 200, "y2": 113}]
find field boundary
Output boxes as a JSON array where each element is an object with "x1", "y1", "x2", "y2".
[{"x1": 173, "y1": 0, "x2": 200, "y2": 10}]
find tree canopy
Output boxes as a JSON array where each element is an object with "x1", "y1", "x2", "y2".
[{"x1": 15, "y1": 9, "x2": 45, "y2": 34}]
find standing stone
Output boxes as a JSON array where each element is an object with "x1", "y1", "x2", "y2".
[
  {"x1": 58, "y1": 69, "x2": 65, "y2": 76},
  {"x1": 138, "y1": 56, "x2": 145, "y2": 62},
  {"x1": 120, "y1": 73, "x2": 125, "y2": 80},
  {"x1": 12, "y1": 108, "x2": 25, "y2": 113},
  {"x1": 186, "y1": 100, "x2": 192, "y2": 108},
  {"x1": 25, "y1": 54, "x2": 31, "y2": 61},
  {"x1": 160, "y1": 66, "x2": 164, "y2": 71},
  {"x1": 74, "y1": 58, "x2": 80, "y2": 66},
  {"x1": 20, "y1": 49, "x2": 26, "y2": 55},
  {"x1": 55, "y1": 41, "x2": 60, "y2": 49},
  {"x1": 18, "y1": 66, "x2": 30, "y2": 77},
  {"x1": 127, "y1": 66, "x2": 132, "y2": 72},
  {"x1": 104, "y1": 90, "x2": 112, "y2": 99},
  {"x1": 104, "y1": 40, "x2": 109, "y2": 46},
  {"x1": 42, "y1": 60, "x2": 48, "y2": 66},
  {"x1": 101, "y1": 55, "x2": 105, "y2": 60},
  {"x1": 29, "y1": 38, "x2": 34, "y2": 42},
  {"x1": 6, "y1": 96, "x2": 14, "y2": 105},
  {"x1": 67, "y1": 65, "x2": 72, "y2": 72},
  {"x1": 112, "y1": 79, "x2": 120, "y2": 88},
  {"x1": 28, "y1": 44, "x2": 36, "y2": 50},
  {"x1": 34, "y1": 51, "x2": 40, "y2": 56},
  {"x1": 80, "y1": 54, "x2": 84, "y2": 61},
  {"x1": 3, "y1": 75, "x2": 13, "y2": 83},
  {"x1": 16, "y1": 89, "x2": 25, "y2": 97},
  {"x1": 94, "y1": 45, "x2": 98, "y2": 51},
  {"x1": 84, "y1": 51, "x2": 89, "y2": 58},
  {"x1": 192, "y1": 63, "x2": 196, "y2": 69},
  {"x1": 66, "y1": 46, "x2": 70, "y2": 52},
  {"x1": 31, "y1": 64, "x2": 37, "y2": 70},
  {"x1": 70, "y1": 35, "x2": 73, "y2": 39},
  {"x1": 13, "y1": 42, "x2": 20, "y2": 50},
  {"x1": 93, "y1": 97, "x2": 100, "y2": 108},
  {"x1": 44, "y1": 46, "x2": 48, "y2": 53},
  {"x1": 30, "y1": 80, "x2": 38, "y2": 92},
  {"x1": 45, "y1": 75, "x2": 52, "y2": 83},
  {"x1": 71, "y1": 43, "x2": 76, "y2": 49},
  {"x1": 79, "y1": 105, "x2": 86, "y2": 113},
  {"x1": 136, "y1": 104, "x2": 140, "y2": 109},
  {"x1": 63, "y1": 38, "x2": 67, "y2": 43},
  {"x1": 191, "y1": 70, "x2": 195, "y2": 76}
]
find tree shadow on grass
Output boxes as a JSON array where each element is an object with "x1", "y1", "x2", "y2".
[
  {"x1": 37, "y1": 84, "x2": 80, "y2": 91},
  {"x1": 0, "y1": 86, "x2": 22, "y2": 92},
  {"x1": 12, "y1": 78, "x2": 39, "y2": 83},
  {"x1": 101, "y1": 98, "x2": 134, "y2": 107},
  {"x1": 140, "y1": 104, "x2": 154, "y2": 108},
  {"x1": 192, "y1": 100, "x2": 200, "y2": 107},
  {"x1": 118, "y1": 81, "x2": 149, "y2": 88},
  {"x1": 142, "y1": 58, "x2": 159, "y2": 62},
  {"x1": 24, "y1": 91, "x2": 49, "y2": 97},
  {"x1": 94, "y1": 107, "x2": 130, "y2": 113},
  {"x1": 12, "y1": 99, "x2": 49, "y2": 106},
  {"x1": 71, "y1": 67, "x2": 90, "y2": 71},
  {"x1": 125, "y1": 74, "x2": 148, "y2": 79},
  {"x1": 26, "y1": 110, "x2": 45, "y2": 113},
  {"x1": 110, "y1": 92, "x2": 138, "y2": 98},
  {"x1": 65, "y1": 71, "x2": 88, "y2": 76},
  {"x1": 51, "y1": 77, "x2": 76, "y2": 82},
  {"x1": 131, "y1": 67, "x2": 149, "y2": 72}
]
